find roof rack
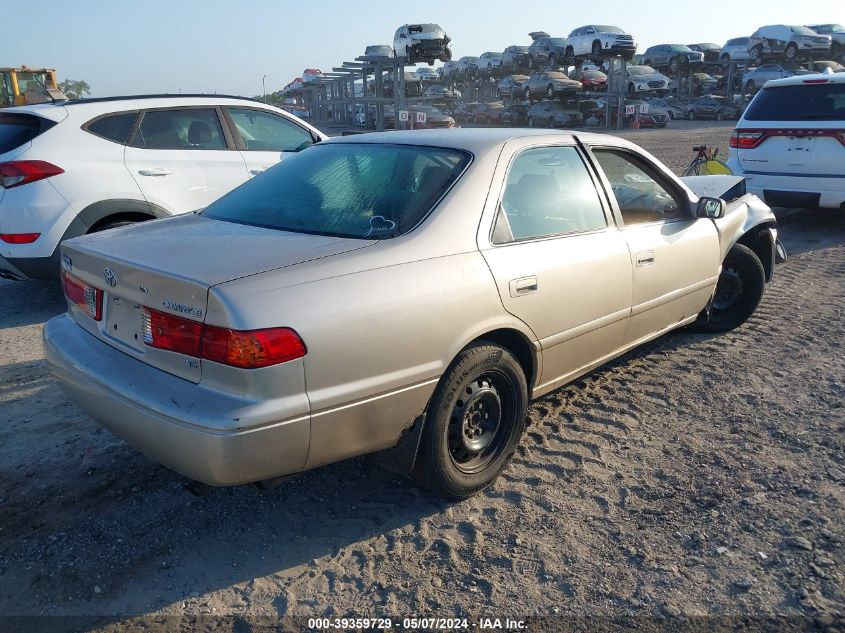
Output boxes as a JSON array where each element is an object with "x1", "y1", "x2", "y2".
[{"x1": 63, "y1": 93, "x2": 265, "y2": 106}]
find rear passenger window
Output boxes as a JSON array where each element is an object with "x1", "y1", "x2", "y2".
[
  {"x1": 132, "y1": 108, "x2": 226, "y2": 150},
  {"x1": 85, "y1": 111, "x2": 138, "y2": 144},
  {"x1": 227, "y1": 107, "x2": 314, "y2": 152},
  {"x1": 492, "y1": 146, "x2": 607, "y2": 244},
  {"x1": 0, "y1": 113, "x2": 54, "y2": 154}
]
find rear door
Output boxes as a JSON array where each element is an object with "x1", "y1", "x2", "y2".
[
  {"x1": 223, "y1": 106, "x2": 317, "y2": 178},
  {"x1": 124, "y1": 106, "x2": 249, "y2": 214},
  {"x1": 588, "y1": 146, "x2": 720, "y2": 345},
  {"x1": 479, "y1": 143, "x2": 632, "y2": 391}
]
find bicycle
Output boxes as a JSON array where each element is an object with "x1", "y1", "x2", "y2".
[{"x1": 682, "y1": 145, "x2": 732, "y2": 176}]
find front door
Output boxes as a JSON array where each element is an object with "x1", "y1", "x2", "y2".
[
  {"x1": 589, "y1": 147, "x2": 720, "y2": 345},
  {"x1": 479, "y1": 144, "x2": 633, "y2": 392},
  {"x1": 223, "y1": 106, "x2": 316, "y2": 178},
  {"x1": 124, "y1": 106, "x2": 248, "y2": 214}
]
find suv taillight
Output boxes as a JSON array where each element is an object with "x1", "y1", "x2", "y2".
[
  {"x1": 730, "y1": 130, "x2": 766, "y2": 149},
  {"x1": 141, "y1": 307, "x2": 306, "y2": 368},
  {"x1": 0, "y1": 160, "x2": 64, "y2": 189},
  {"x1": 61, "y1": 270, "x2": 103, "y2": 321}
]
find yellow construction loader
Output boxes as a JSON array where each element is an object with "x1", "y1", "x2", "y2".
[{"x1": 0, "y1": 67, "x2": 66, "y2": 108}]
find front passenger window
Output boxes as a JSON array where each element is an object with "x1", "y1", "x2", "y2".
[
  {"x1": 228, "y1": 107, "x2": 314, "y2": 152},
  {"x1": 492, "y1": 146, "x2": 607, "y2": 244},
  {"x1": 592, "y1": 149, "x2": 686, "y2": 225}
]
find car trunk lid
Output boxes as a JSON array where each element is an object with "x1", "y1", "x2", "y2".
[{"x1": 60, "y1": 213, "x2": 373, "y2": 383}]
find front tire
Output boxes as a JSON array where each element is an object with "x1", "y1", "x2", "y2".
[
  {"x1": 414, "y1": 343, "x2": 528, "y2": 500},
  {"x1": 784, "y1": 43, "x2": 797, "y2": 62},
  {"x1": 546, "y1": 84, "x2": 555, "y2": 99},
  {"x1": 687, "y1": 110, "x2": 696, "y2": 120},
  {"x1": 691, "y1": 244, "x2": 766, "y2": 333}
]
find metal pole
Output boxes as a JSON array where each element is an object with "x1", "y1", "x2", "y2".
[{"x1": 262, "y1": 75, "x2": 266, "y2": 102}]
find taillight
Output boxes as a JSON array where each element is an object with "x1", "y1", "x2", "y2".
[
  {"x1": 731, "y1": 128, "x2": 845, "y2": 149},
  {"x1": 140, "y1": 307, "x2": 306, "y2": 368},
  {"x1": 61, "y1": 270, "x2": 103, "y2": 321},
  {"x1": 730, "y1": 130, "x2": 766, "y2": 149},
  {"x1": 202, "y1": 325, "x2": 307, "y2": 369},
  {"x1": 0, "y1": 233, "x2": 41, "y2": 244},
  {"x1": 142, "y1": 308, "x2": 203, "y2": 357},
  {"x1": 0, "y1": 161, "x2": 64, "y2": 189}
]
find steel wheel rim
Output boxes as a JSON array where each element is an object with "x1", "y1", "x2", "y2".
[
  {"x1": 447, "y1": 372, "x2": 514, "y2": 474},
  {"x1": 713, "y1": 266, "x2": 744, "y2": 312}
]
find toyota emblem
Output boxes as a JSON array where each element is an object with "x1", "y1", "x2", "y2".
[{"x1": 103, "y1": 268, "x2": 117, "y2": 287}]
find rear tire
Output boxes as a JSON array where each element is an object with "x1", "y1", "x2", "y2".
[
  {"x1": 89, "y1": 220, "x2": 137, "y2": 233},
  {"x1": 528, "y1": 116, "x2": 535, "y2": 128},
  {"x1": 690, "y1": 244, "x2": 766, "y2": 333},
  {"x1": 414, "y1": 343, "x2": 528, "y2": 500}
]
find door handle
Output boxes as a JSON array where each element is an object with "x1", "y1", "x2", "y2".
[
  {"x1": 138, "y1": 168, "x2": 172, "y2": 177},
  {"x1": 509, "y1": 276, "x2": 538, "y2": 297},
  {"x1": 249, "y1": 168, "x2": 265, "y2": 176},
  {"x1": 636, "y1": 250, "x2": 655, "y2": 267}
]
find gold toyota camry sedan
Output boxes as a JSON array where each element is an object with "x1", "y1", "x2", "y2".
[{"x1": 44, "y1": 129, "x2": 783, "y2": 499}]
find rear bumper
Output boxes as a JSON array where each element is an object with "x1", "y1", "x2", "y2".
[
  {"x1": 0, "y1": 253, "x2": 28, "y2": 280},
  {"x1": 43, "y1": 314, "x2": 311, "y2": 486},
  {"x1": 0, "y1": 249, "x2": 60, "y2": 280},
  {"x1": 726, "y1": 164, "x2": 845, "y2": 209}
]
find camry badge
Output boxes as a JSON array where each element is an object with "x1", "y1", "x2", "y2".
[{"x1": 103, "y1": 268, "x2": 117, "y2": 287}]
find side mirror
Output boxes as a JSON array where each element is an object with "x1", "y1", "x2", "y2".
[{"x1": 696, "y1": 196, "x2": 725, "y2": 219}]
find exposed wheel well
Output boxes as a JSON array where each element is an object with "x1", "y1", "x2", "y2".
[
  {"x1": 472, "y1": 328, "x2": 537, "y2": 397},
  {"x1": 87, "y1": 211, "x2": 155, "y2": 233},
  {"x1": 736, "y1": 224, "x2": 775, "y2": 282}
]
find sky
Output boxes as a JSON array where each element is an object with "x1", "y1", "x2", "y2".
[{"x1": 6, "y1": 0, "x2": 843, "y2": 97}]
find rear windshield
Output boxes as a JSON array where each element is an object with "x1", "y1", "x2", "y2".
[
  {"x1": 202, "y1": 143, "x2": 470, "y2": 240},
  {"x1": 744, "y1": 83, "x2": 845, "y2": 121},
  {"x1": 0, "y1": 113, "x2": 54, "y2": 155}
]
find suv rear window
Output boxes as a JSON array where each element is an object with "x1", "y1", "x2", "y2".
[
  {"x1": 0, "y1": 113, "x2": 55, "y2": 155},
  {"x1": 85, "y1": 111, "x2": 139, "y2": 144},
  {"x1": 744, "y1": 83, "x2": 845, "y2": 121},
  {"x1": 202, "y1": 143, "x2": 470, "y2": 240}
]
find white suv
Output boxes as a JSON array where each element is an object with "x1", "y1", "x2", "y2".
[
  {"x1": 565, "y1": 25, "x2": 637, "y2": 61},
  {"x1": 0, "y1": 95, "x2": 324, "y2": 280},
  {"x1": 726, "y1": 71, "x2": 845, "y2": 210}
]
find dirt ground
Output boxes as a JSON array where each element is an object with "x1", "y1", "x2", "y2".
[{"x1": 0, "y1": 122, "x2": 843, "y2": 631}]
